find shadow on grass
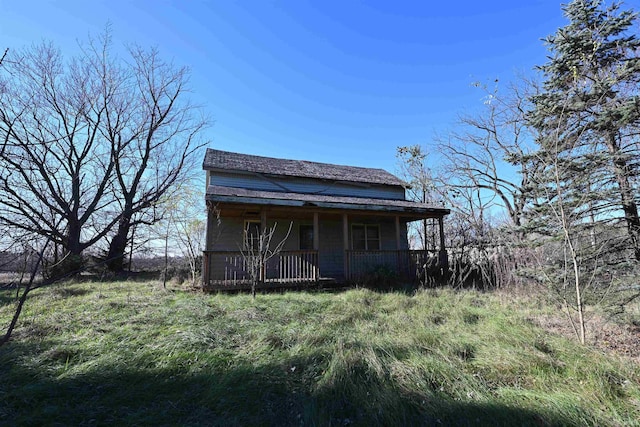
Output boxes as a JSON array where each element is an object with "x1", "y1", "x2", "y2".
[
  {"x1": 0, "y1": 341, "x2": 583, "y2": 427},
  {"x1": 0, "y1": 290, "x2": 18, "y2": 307},
  {"x1": 70, "y1": 271, "x2": 165, "y2": 283}
]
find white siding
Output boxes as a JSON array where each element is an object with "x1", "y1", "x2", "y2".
[{"x1": 210, "y1": 171, "x2": 405, "y2": 200}]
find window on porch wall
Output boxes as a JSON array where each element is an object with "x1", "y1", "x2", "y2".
[
  {"x1": 243, "y1": 220, "x2": 261, "y2": 250},
  {"x1": 352, "y1": 224, "x2": 380, "y2": 251},
  {"x1": 299, "y1": 224, "x2": 314, "y2": 250}
]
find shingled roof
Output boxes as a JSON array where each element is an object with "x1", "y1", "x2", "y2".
[
  {"x1": 206, "y1": 185, "x2": 449, "y2": 218},
  {"x1": 203, "y1": 148, "x2": 406, "y2": 187}
]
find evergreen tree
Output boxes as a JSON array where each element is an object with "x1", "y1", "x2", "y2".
[
  {"x1": 525, "y1": 0, "x2": 640, "y2": 342},
  {"x1": 528, "y1": 0, "x2": 640, "y2": 261}
]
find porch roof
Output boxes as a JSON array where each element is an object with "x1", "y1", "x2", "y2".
[{"x1": 206, "y1": 185, "x2": 450, "y2": 218}]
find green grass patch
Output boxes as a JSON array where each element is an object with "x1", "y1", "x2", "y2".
[{"x1": 1, "y1": 282, "x2": 639, "y2": 426}]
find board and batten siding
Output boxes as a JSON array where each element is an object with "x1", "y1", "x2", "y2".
[
  {"x1": 208, "y1": 217, "x2": 300, "y2": 251},
  {"x1": 207, "y1": 214, "x2": 410, "y2": 280},
  {"x1": 210, "y1": 171, "x2": 405, "y2": 200}
]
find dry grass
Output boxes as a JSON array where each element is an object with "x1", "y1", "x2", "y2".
[{"x1": 1, "y1": 281, "x2": 639, "y2": 426}]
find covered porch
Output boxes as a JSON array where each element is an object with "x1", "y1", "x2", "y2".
[{"x1": 202, "y1": 190, "x2": 449, "y2": 290}]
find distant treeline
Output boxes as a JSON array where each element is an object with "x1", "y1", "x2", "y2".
[
  {"x1": 0, "y1": 251, "x2": 195, "y2": 275},
  {"x1": 0, "y1": 251, "x2": 36, "y2": 275}
]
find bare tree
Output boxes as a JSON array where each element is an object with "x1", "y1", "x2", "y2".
[
  {"x1": 436, "y1": 78, "x2": 539, "y2": 229},
  {"x1": 103, "y1": 44, "x2": 208, "y2": 273},
  {"x1": 174, "y1": 199, "x2": 210, "y2": 286},
  {"x1": 0, "y1": 47, "x2": 91, "y2": 346},
  {"x1": 0, "y1": 42, "x2": 119, "y2": 274},
  {"x1": 396, "y1": 145, "x2": 441, "y2": 250},
  {"x1": 241, "y1": 222, "x2": 292, "y2": 299},
  {"x1": 0, "y1": 240, "x2": 49, "y2": 346},
  {"x1": 0, "y1": 216, "x2": 71, "y2": 347},
  {"x1": 176, "y1": 217, "x2": 206, "y2": 286},
  {"x1": 0, "y1": 29, "x2": 208, "y2": 275},
  {"x1": 528, "y1": 124, "x2": 623, "y2": 344},
  {"x1": 421, "y1": 78, "x2": 542, "y2": 289},
  {"x1": 144, "y1": 186, "x2": 209, "y2": 287}
]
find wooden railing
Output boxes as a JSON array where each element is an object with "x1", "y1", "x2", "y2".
[
  {"x1": 203, "y1": 249, "x2": 445, "y2": 288},
  {"x1": 203, "y1": 250, "x2": 319, "y2": 287},
  {"x1": 345, "y1": 249, "x2": 441, "y2": 281}
]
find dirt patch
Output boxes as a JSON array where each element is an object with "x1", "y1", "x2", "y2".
[
  {"x1": 532, "y1": 314, "x2": 640, "y2": 363},
  {"x1": 592, "y1": 322, "x2": 640, "y2": 361}
]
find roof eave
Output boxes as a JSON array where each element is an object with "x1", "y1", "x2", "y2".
[{"x1": 205, "y1": 194, "x2": 450, "y2": 217}]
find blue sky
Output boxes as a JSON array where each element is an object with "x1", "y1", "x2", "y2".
[{"x1": 1, "y1": 1, "x2": 583, "y2": 175}]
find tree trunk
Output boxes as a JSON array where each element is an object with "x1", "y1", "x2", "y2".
[
  {"x1": 607, "y1": 133, "x2": 640, "y2": 261},
  {"x1": 106, "y1": 217, "x2": 131, "y2": 273},
  {"x1": 49, "y1": 220, "x2": 85, "y2": 278}
]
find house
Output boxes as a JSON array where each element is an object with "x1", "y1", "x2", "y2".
[{"x1": 202, "y1": 148, "x2": 449, "y2": 290}]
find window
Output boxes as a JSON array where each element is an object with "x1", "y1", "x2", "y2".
[
  {"x1": 299, "y1": 225, "x2": 314, "y2": 250},
  {"x1": 351, "y1": 224, "x2": 380, "y2": 251},
  {"x1": 244, "y1": 220, "x2": 261, "y2": 249}
]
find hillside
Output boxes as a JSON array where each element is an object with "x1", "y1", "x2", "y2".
[{"x1": 1, "y1": 282, "x2": 639, "y2": 426}]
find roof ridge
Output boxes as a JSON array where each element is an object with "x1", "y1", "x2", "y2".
[
  {"x1": 207, "y1": 148, "x2": 385, "y2": 171},
  {"x1": 203, "y1": 148, "x2": 407, "y2": 187}
]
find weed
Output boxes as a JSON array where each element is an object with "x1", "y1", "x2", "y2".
[{"x1": 0, "y1": 282, "x2": 639, "y2": 426}]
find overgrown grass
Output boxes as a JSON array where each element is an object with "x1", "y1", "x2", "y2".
[{"x1": 1, "y1": 281, "x2": 639, "y2": 426}]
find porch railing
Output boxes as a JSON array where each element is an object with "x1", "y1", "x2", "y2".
[
  {"x1": 203, "y1": 249, "x2": 445, "y2": 288},
  {"x1": 345, "y1": 249, "x2": 441, "y2": 281},
  {"x1": 203, "y1": 250, "x2": 319, "y2": 287}
]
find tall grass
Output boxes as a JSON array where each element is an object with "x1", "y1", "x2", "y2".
[{"x1": 1, "y1": 281, "x2": 638, "y2": 426}]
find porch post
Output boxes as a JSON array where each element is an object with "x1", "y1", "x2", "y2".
[
  {"x1": 313, "y1": 212, "x2": 319, "y2": 250},
  {"x1": 313, "y1": 212, "x2": 320, "y2": 281},
  {"x1": 343, "y1": 213, "x2": 349, "y2": 280},
  {"x1": 205, "y1": 201, "x2": 214, "y2": 251},
  {"x1": 395, "y1": 215, "x2": 402, "y2": 277},
  {"x1": 260, "y1": 208, "x2": 267, "y2": 282},
  {"x1": 203, "y1": 201, "x2": 215, "y2": 286},
  {"x1": 203, "y1": 251, "x2": 209, "y2": 287},
  {"x1": 438, "y1": 216, "x2": 448, "y2": 270},
  {"x1": 260, "y1": 208, "x2": 267, "y2": 230}
]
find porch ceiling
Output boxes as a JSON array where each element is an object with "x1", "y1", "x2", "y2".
[{"x1": 206, "y1": 185, "x2": 449, "y2": 220}]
